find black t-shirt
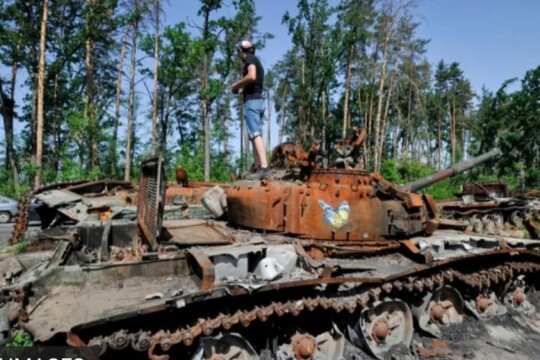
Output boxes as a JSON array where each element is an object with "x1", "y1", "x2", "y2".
[{"x1": 243, "y1": 53, "x2": 264, "y2": 101}]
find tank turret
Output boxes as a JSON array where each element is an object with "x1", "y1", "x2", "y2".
[{"x1": 225, "y1": 146, "x2": 502, "y2": 241}]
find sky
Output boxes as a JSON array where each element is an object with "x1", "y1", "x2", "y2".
[{"x1": 165, "y1": 0, "x2": 540, "y2": 95}]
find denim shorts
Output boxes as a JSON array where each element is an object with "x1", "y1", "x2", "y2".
[{"x1": 244, "y1": 98, "x2": 264, "y2": 140}]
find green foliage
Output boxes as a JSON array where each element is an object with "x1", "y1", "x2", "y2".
[
  {"x1": 475, "y1": 66, "x2": 540, "y2": 184},
  {"x1": 4, "y1": 329, "x2": 33, "y2": 347},
  {"x1": 379, "y1": 159, "x2": 403, "y2": 183},
  {"x1": 526, "y1": 169, "x2": 540, "y2": 189},
  {"x1": 0, "y1": 239, "x2": 30, "y2": 255},
  {"x1": 0, "y1": 168, "x2": 28, "y2": 198},
  {"x1": 174, "y1": 146, "x2": 204, "y2": 182},
  {"x1": 173, "y1": 145, "x2": 234, "y2": 183}
]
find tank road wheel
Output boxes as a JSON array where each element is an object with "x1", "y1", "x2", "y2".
[
  {"x1": 411, "y1": 286, "x2": 464, "y2": 338},
  {"x1": 348, "y1": 300, "x2": 413, "y2": 360},
  {"x1": 456, "y1": 216, "x2": 473, "y2": 232},
  {"x1": 276, "y1": 327, "x2": 345, "y2": 360},
  {"x1": 491, "y1": 212, "x2": 504, "y2": 231},
  {"x1": 470, "y1": 214, "x2": 484, "y2": 233},
  {"x1": 510, "y1": 211, "x2": 524, "y2": 227},
  {"x1": 482, "y1": 215, "x2": 496, "y2": 234},
  {"x1": 192, "y1": 333, "x2": 259, "y2": 360},
  {"x1": 503, "y1": 275, "x2": 536, "y2": 313},
  {"x1": 465, "y1": 292, "x2": 507, "y2": 319}
]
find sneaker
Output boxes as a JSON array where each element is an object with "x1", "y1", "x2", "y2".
[{"x1": 245, "y1": 167, "x2": 271, "y2": 180}]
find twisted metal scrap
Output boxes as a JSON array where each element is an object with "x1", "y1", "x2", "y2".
[{"x1": 10, "y1": 180, "x2": 90, "y2": 245}]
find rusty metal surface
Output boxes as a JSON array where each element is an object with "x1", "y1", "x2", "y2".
[
  {"x1": 186, "y1": 248, "x2": 216, "y2": 290},
  {"x1": 161, "y1": 220, "x2": 234, "y2": 246},
  {"x1": 269, "y1": 141, "x2": 320, "y2": 169},
  {"x1": 137, "y1": 156, "x2": 166, "y2": 250},
  {"x1": 463, "y1": 181, "x2": 509, "y2": 197},
  {"x1": 71, "y1": 255, "x2": 540, "y2": 358},
  {"x1": 302, "y1": 241, "x2": 401, "y2": 258},
  {"x1": 165, "y1": 182, "x2": 228, "y2": 206},
  {"x1": 227, "y1": 170, "x2": 431, "y2": 241},
  {"x1": 334, "y1": 127, "x2": 367, "y2": 169},
  {"x1": 219, "y1": 135, "x2": 500, "y2": 243},
  {"x1": 19, "y1": 256, "x2": 196, "y2": 343}
]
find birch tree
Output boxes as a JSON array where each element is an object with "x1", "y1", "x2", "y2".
[{"x1": 34, "y1": 0, "x2": 48, "y2": 187}]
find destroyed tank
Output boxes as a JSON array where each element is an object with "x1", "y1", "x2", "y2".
[
  {"x1": 437, "y1": 181, "x2": 540, "y2": 239},
  {"x1": 2, "y1": 139, "x2": 540, "y2": 360}
]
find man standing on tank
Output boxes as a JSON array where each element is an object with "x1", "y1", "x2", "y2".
[{"x1": 231, "y1": 40, "x2": 269, "y2": 180}]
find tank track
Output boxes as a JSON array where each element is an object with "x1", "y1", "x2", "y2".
[
  {"x1": 10, "y1": 180, "x2": 90, "y2": 245},
  {"x1": 74, "y1": 257, "x2": 540, "y2": 359}
]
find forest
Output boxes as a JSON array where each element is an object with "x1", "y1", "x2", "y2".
[{"x1": 0, "y1": 0, "x2": 539, "y2": 199}]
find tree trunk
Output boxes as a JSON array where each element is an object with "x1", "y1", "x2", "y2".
[
  {"x1": 278, "y1": 83, "x2": 288, "y2": 144},
  {"x1": 124, "y1": 9, "x2": 139, "y2": 181},
  {"x1": 201, "y1": 8, "x2": 211, "y2": 181},
  {"x1": 111, "y1": 25, "x2": 130, "y2": 177},
  {"x1": 151, "y1": 0, "x2": 160, "y2": 155},
  {"x1": 161, "y1": 112, "x2": 168, "y2": 154},
  {"x1": 437, "y1": 120, "x2": 442, "y2": 170},
  {"x1": 300, "y1": 58, "x2": 306, "y2": 140},
  {"x1": 322, "y1": 89, "x2": 327, "y2": 155},
  {"x1": 85, "y1": 0, "x2": 98, "y2": 171},
  {"x1": 378, "y1": 74, "x2": 394, "y2": 165},
  {"x1": 342, "y1": 45, "x2": 354, "y2": 138},
  {"x1": 373, "y1": 33, "x2": 391, "y2": 172},
  {"x1": 392, "y1": 123, "x2": 399, "y2": 160},
  {"x1": 224, "y1": 91, "x2": 230, "y2": 163},
  {"x1": 366, "y1": 79, "x2": 376, "y2": 168},
  {"x1": 51, "y1": 73, "x2": 60, "y2": 173},
  {"x1": 449, "y1": 100, "x2": 456, "y2": 164},
  {"x1": 452, "y1": 99, "x2": 457, "y2": 163},
  {"x1": 34, "y1": 0, "x2": 48, "y2": 188},
  {"x1": 204, "y1": 101, "x2": 211, "y2": 179},
  {"x1": 0, "y1": 71, "x2": 19, "y2": 187},
  {"x1": 30, "y1": 72, "x2": 37, "y2": 162}
]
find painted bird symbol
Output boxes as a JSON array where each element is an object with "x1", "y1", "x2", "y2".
[{"x1": 318, "y1": 200, "x2": 350, "y2": 229}]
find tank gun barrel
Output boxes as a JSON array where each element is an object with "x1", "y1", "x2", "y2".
[{"x1": 402, "y1": 148, "x2": 501, "y2": 192}]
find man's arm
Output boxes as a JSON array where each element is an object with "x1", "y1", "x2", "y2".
[{"x1": 232, "y1": 64, "x2": 256, "y2": 93}]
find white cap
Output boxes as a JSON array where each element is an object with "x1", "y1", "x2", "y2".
[{"x1": 238, "y1": 40, "x2": 254, "y2": 51}]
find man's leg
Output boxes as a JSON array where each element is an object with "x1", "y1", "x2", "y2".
[{"x1": 252, "y1": 135, "x2": 267, "y2": 168}]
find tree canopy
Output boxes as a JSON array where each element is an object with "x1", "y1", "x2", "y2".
[{"x1": 0, "y1": 0, "x2": 538, "y2": 198}]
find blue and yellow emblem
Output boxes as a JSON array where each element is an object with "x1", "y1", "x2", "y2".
[{"x1": 318, "y1": 200, "x2": 350, "y2": 229}]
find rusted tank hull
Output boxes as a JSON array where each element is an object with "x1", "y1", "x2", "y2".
[{"x1": 227, "y1": 170, "x2": 432, "y2": 240}]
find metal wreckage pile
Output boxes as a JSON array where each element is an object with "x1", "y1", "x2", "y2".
[{"x1": 1, "y1": 128, "x2": 540, "y2": 360}]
